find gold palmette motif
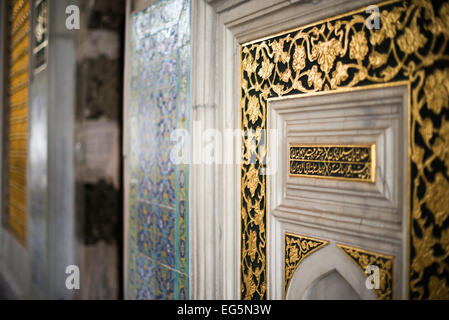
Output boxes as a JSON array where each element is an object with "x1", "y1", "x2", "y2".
[
  {"x1": 337, "y1": 244, "x2": 394, "y2": 300},
  {"x1": 241, "y1": 0, "x2": 449, "y2": 299},
  {"x1": 284, "y1": 233, "x2": 329, "y2": 298},
  {"x1": 289, "y1": 144, "x2": 375, "y2": 182}
]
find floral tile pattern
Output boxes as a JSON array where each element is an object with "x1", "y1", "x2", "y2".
[{"x1": 127, "y1": 0, "x2": 190, "y2": 300}]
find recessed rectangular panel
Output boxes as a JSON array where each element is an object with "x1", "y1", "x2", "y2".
[{"x1": 289, "y1": 144, "x2": 376, "y2": 183}]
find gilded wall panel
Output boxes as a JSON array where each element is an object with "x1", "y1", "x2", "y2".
[{"x1": 240, "y1": 0, "x2": 449, "y2": 299}]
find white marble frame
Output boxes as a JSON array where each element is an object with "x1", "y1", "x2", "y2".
[{"x1": 267, "y1": 85, "x2": 410, "y2": 300}]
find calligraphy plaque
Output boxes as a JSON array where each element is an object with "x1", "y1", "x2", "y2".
[{"x1": 289, "y1": 144, "x2": 376, "y2": 183}]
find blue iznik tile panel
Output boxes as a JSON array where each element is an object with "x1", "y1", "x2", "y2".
[{"x1": 127, "y1": 0, "x2": 190, "y2": 300}]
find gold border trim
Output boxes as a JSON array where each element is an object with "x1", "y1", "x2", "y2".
[{"x1": 240, "y1": 0, "x2": 447, "y2": 299}]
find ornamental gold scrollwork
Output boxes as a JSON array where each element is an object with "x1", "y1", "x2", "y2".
[
  {"x1": 337, "y1": 244, "x2": 394, "y2": 300},
  {"x1": 289, "y1": 144, "x2": 376, "y2": 182},
  {"x1": 284, "y1": 233, "x2": 329, "y2": 298},
  {"x1": 241, "y1": 0, "x2": 449, "y2": 299}
]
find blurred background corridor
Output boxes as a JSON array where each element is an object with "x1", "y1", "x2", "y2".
[{"x1": 0, "y1": 0, "x2": 126, "y2": 299}]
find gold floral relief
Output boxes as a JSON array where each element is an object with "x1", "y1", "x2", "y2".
[
  {"x1": 241, "y1": 0, "x2": 449, "y2": 300},
  {"x1": 284, "y1": 233, "x2": 329, "y2": 298},
  {"x1": 337, "y1": 244, "x2": 394, "y2": 300}
]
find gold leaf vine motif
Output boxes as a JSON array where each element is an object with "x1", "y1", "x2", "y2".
[
  {"x1": 337, "y1": 244, "x2": 394, "y2": 300},
  {"x1": 241, "y1": 0, "x2": 449, "y2": 300},
  {"x1": 284, "y1": 233, "x2": 329, "y2": 298}
]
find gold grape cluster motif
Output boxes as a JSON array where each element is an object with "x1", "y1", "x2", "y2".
[
  {"x1": 289, "y1": 144, "x2": 375, "y2": 182},
  {"x1": 241, "y1": 0, "x2": 449, "y2": 299},
  {"x1": 337, "y1": 244, "x2": 394, "y2": 300},
  {"x1": 284, "y1": 233, "x2": 328, "y2": 297}
]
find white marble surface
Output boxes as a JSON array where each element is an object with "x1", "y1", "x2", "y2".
[
  {"x1": 268, "y1": 86, "x2": 409, "y2": 299},
  {"x1": 304, "y1": 269, "x2": 361, "y2": 300}
]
